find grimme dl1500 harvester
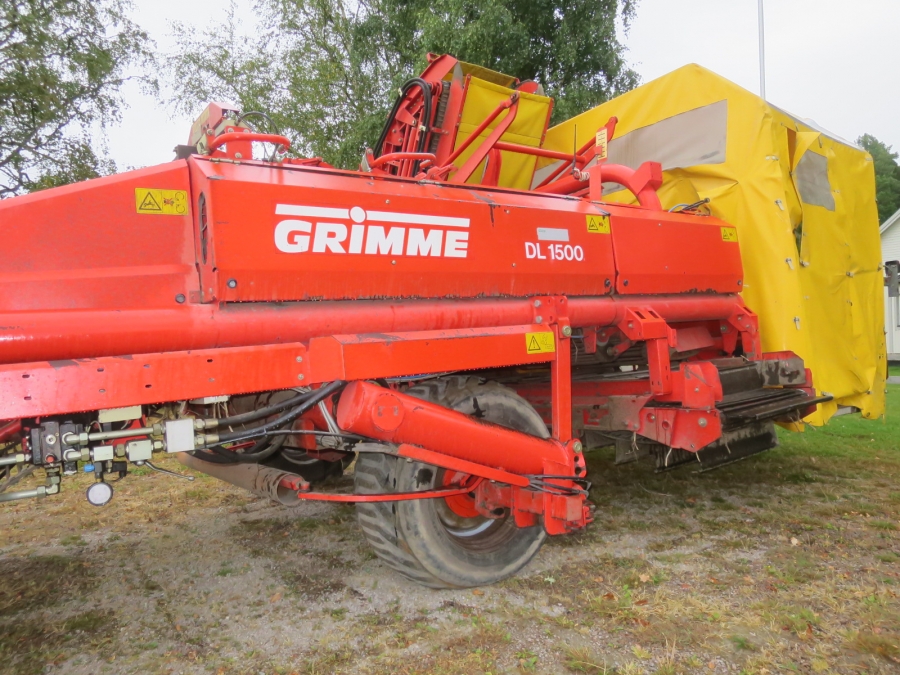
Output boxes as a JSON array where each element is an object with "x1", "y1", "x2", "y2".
[{"x1": 0, "y1": 56, "x2": 835, "y2": 587}]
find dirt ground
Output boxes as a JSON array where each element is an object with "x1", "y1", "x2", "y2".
[{"x1": 2, "y1": 392, "x2": 900, "y2": 675}]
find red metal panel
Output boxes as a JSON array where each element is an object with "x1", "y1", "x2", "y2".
[
  {"x1": 610, "y1": 211, "x2": 743, "y2": 295},
  {"x1": 308, "y1": 325, "x2": 555, "y2": 383},
  {"x1": 0, "y1": 343, "x2": 309, "y2": 419},
  {"x1": 0, "y1": 162, "x2": 198, "y2": 311},
  {"x1": 638, "y1": 407, "x2": 723, "y2": 452},
  {"x1": 193, "y1": 158, "x2": 618, "y2": 302}
]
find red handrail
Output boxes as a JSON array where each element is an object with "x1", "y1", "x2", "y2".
[
  {"x1": 207, "y1": 132, "x2": 291, "y2": 153},
  {"x1": 369, "y1": 152, "x2": 436, "y2": 170}
]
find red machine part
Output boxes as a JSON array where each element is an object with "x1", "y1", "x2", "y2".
[
  {"x1": 0, "y1": 51, "x2": 829, "y2": 578},
  {"x1": 0, "y1": 293, "x2": 747, "y2": 369},
  {"x1": 336, "y1": 381, "x2": 571, "y2": 475},
  {"x1": 335, "y1": 383, "x2": 588, "y2": 534},
  {"x1": 0, "y1": 294, "x2": 757, "y2": 421}
]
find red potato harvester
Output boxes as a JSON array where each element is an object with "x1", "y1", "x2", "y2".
[{"x1": 0, "y1": 55, "x2": 830, "y2": 588}]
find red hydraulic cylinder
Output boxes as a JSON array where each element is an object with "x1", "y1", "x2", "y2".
[{"x1": 336, "y1": 380, "x2": 570, "y2": 475}]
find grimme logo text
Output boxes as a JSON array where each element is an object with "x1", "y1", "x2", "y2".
[{"x1": 275, "y1": 205, "x2": 469, "y2": 258}]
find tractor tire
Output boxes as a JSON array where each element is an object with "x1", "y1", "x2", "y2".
[{"x1": 354, "y1": 376, "x2": 549, "y2": 588}]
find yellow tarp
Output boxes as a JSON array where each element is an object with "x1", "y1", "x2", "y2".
[
  {"x1": 541, "y1": 64, "x2": 885, "y2": 424},
  {"x1": 450, "y1": 68, "x2": 552, "y2": 190}
]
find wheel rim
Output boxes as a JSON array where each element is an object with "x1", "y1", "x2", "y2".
[{"x1": 436, "y1": 469, "x2": 507, "y2": 540}]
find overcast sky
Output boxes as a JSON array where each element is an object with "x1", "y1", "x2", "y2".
[{"x1": 107, "y1": 0, "x2": 899, "y2": 170}]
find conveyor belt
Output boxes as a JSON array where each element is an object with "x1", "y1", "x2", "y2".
[{"x1": 718, "y1": 388, "x2": 832, "y2": 427}]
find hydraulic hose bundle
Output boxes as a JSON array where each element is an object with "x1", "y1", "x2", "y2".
[
  {"x1": 191, "y1": 381, "x2": 346, "y2": 464},
  {"x1": 373, "y1": 77, "x2": 434, "y2": 175}
]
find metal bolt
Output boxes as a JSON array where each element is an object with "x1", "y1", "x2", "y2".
[
  {"x1": 561, "y1": 325, "x2": 572, "y2": 337},
  {"x1": 623, "y1": 280, "x2": 629, "y2": 286},
  {"x1": 175, "y1": 293, "x2": 186, "y2": 304},
  {"x1": 698, "y1": 418, "x2": 707, "y2": 428},
  {"x1": 227, "y1": 279, "x2": 237, "y2": 288},
  {"x1": 234, "y1": 152, "x2": 243, "y2": 159},
  {"x1": 628, "y1": 322, "x2": 634, "y2": 329},
  {"x1": 534, "y1": 316, "x2": 542, "y2": 324},
  {"x1": 297, "y1": 374, "x2": 305, "y2": 381},
  {"x1": 572, "y1": 440, "x2": 583, "y2": 452},
  {"x1": 44, "y1": 434, "x2": 57, "y2": 446},
  {"x1": 534, "y1": 300, "x2": 542, "y2": 308},
  {"x1": 648, "y1": 413, "x2": 656, "y2": 421},
  {"x1": 737, "y1": 280, "x2": 743, "y2": 286},
  {"x1": 295, "y1": 356, "x2": 303, "y2": 363}
]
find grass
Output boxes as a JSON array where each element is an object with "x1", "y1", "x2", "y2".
[
  {"x1": 1, "y1": 392, "x2": 899, "y2": 674},
  {"x1": 0, "y1": 608, "x2": 114, "y2": 675}
]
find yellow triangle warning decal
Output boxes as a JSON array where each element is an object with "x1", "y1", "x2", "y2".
[
  {"x1": 139, "y1": 192, "x2": 162, "y2": 211},
  {"x1": 525, "y1": 331, "x2": 555, "y2": 354},
  {"x1": 586, "y1": 214, "x2": 610, "y2": 234},
  {"x1": 134, "y1": 188, "x2": 189, "y2": 215}
]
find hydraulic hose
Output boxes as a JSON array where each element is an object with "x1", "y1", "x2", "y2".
[
  {"x1": 213, "y1": 381, "x2": 346, "y2": 445},
  {"x1": 215, "y1": 390, "x2": 314, "y2": 427},
  {"x1": 195, "y1": 421, "x2": 289, "y2": 465},
  {"x1": 373, "y1": 77, "x2": 433, "y2": 174},
  {"x1": 233, "y1": 433, "x2": 287, "y2": 464},
  {"x1": 190, "y1": 448, "x2": 243, "y2": 464}
]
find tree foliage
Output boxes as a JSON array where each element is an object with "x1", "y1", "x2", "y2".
[
  {"x1": 858, "y1": 134, "x2": 900, "y2": 224},
  {"x1": 0, "y1": 0, "x2": 153, "y2": 197},
  {"x1": 169, "y1": 0, "x2": 639, "y2": 169}
]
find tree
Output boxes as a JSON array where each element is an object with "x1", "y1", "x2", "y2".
[
  {"x1": 0, "y1": 0, "x2": 153, "y2": 197},
  {"x1": 168, "y1": 0, "x2": 638, "y2": 169},
  {"x1": 858, "y1": 134, "x2": 900, "y2": 224}
]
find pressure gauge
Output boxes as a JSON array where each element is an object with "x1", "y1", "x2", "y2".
[{"x1": 86, "y1": 481, "x2": 113, "y2": 507}]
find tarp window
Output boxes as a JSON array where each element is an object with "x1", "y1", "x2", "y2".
[
  {"x1": 607, "y1": 100, "x2": 728, "y2": 171},
  {"x1": 795, "y1": 150, "x2": 835, "y2": 211},
  {"x1": 531, "y1": 100, "x2": 728, "y2": 188}
]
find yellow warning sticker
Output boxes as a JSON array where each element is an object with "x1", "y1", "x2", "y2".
[
  {"x1": 525, "y1": 331, "x2": 555, "y2": 355},
  {"x1": 720, "y1": 226, "x2": 738, "y2": 242},
  {"x1": 135, "y1": 188, "x2": 188, "y2": 216},
  {"x1": 586, "y1": 214, "x2": 610, "y2": 234},
  {"x1": 595, "y1": 128, "x2": 608, "y2": 160}
]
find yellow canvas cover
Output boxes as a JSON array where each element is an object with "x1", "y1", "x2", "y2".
[{"x1": 539, "y1": 64, "x2": 885, "y2": 424}]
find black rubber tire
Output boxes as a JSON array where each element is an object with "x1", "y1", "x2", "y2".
[{"x1": 354, "y1": 376, "x2": 549, "y2": 588}]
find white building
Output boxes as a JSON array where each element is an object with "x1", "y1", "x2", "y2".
[{"x1": 881, "y1": 208, "x2": 900, "y2": 358}]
